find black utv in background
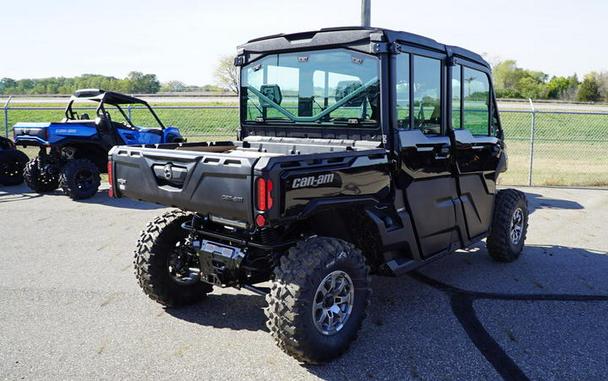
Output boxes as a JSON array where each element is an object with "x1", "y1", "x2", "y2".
[
  {"x1": 0, "y1": 136, "x2": 28, "y2": 186},
  {"x1": 109, "y1": 27, "x2": 529, "y2": 363}
]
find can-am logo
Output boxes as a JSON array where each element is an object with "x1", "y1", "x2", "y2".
[{"x1": 291, "y1": 173, "x2": 335, "y2": 189}]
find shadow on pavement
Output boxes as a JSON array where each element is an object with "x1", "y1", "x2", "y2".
[
  {"x1": 165, "y1": 292, "x2": 267, "y2": 332},
  {"x1": 305, "y1": 244, "x2": 608, "y2": 381},
  {"x1": 0, "y1": 184, "x2": 162, "y2": 210},
  {"x1": 160, "y1": 243, "x2": 608, "y2": 379},
  {"x1": 524, "y1": 192, "x2": 584, "y2": 214},
  {"x1": 0, "y1": 188, "x2": 43, "y2": 203},
  {"x1": 78, "y1": 189, "x2": 164, "y2": 210}
]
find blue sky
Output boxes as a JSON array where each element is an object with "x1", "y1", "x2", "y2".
[{"x1": 1, "y1": 0, "x2": 605, "y2": 85}]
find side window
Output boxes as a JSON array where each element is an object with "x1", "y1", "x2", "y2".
[
  {"x1": 463, "y1": 67, "x2": 490, "y2": 135},
  {"x1": 395, "y1": 53, "x2": 410, "y2": 128},
  {"x1": 413, "y1": 56, "x2": 441, "y2": 134},
  {"x1": 451, "y1": 65, "x2": 462, "y2": 129}
]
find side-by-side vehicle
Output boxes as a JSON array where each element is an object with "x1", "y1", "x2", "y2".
[
  {"x1": 14, "y1": 89, "x2": 184, "y2": 199},
  {"x1": 0, "y1": 136, "x2": 28, "y2": 186},
  {"x1": 109, "y1": 27, "x2": 528, "y2": 362}
]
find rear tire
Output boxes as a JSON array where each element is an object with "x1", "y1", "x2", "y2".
[
  {"x1": 59, "y1": 159, "x2": 101, "y2": 200},
  {"x1": 134, "y1": 210, "x2": 212, "y2": 307},
  {"x1": 0, "y1": 149, "x2": 28, "y2": 186},
  {"x1": 265, "y1": 236, "x2": 371, "y2": 363},
  {"x1": 487, "y1": 189, "x2": 529, "y2": 262},
  {"x1": 23, "y1": 157, "x2": 59, "y2": 192}
]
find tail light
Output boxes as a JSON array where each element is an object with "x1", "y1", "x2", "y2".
[
  {"x1": 256, "y1": 177, "x2": 273, "y2": 211},
  {"x1": 107, "y1": 160, "x2": 114, "y2": 198},
  {"x1": 255, "y1": 177, "x2": 273, "y2": 228}
]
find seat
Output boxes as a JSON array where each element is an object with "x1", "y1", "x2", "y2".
[
  {"x1": 95, "y1": 115, "x2": 125, "y2": 146},
  {"x1": 335, "y1": 80, "x2": 365, "y2": 107},
  {"x1": 138, "y1": 128, "x2": 163, "y2": 136}
]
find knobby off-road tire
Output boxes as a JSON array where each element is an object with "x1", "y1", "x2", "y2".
[
  {"x1": 59, "y1": 159, "x2": 101, "y2": 200},
  {"x1": 134, "y1": 210, "x2": 212, "y2": 307},
  {"x1": 487, "y1": 189, "x2": 529, "y2": 262},
  {"x1": 23, "y1": 157, "x2": 59, "y2": 192},
  {"x1": 0, "y1": 149, "x2": 28, "y2": 186},
  {"x1": 265, "y1": 236, "x2": 371, "y2": 363}
]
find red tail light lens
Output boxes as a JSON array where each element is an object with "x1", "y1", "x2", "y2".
[
  {"x1": 256, "y1": 177, "x2": 266, "y2": 210},
  {"x1": 266, "y1": 179, "x2": 273, "y2": 209},
  {"x1": 255, "y1": 177, "x2": 273, "y2": 212},
  {"x1": 255, "y1": 214, "x2": 266, "y2": 227},
  {"x1": 107, "y1": 160, "x2": 114, "y2": 198}
]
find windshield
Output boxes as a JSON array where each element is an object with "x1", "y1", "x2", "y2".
[{"x1": 241, "y1": 48, "x2": 380, "y2": 127}]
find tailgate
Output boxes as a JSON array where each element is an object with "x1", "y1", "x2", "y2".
[{"x1": 111, "y1": 146, "x2": 256, "y2": 227}]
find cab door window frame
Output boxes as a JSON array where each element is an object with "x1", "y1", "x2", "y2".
[
  {"x1": 393, "y1": 44, "x2": 448, "y2": 136},
  {"x1": 449, "y1": 58, "x2": 502, "y2": 137}
]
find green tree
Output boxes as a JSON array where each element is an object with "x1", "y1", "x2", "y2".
[
  {"x1": 592, "y1": 71, "x2": 608, "y2": 101},
  {"x1": 493, "y1": 60, "x2": 529, "y2": 91},
  {"x1": 576, "y1": 74, "x2": 601, "y2": 102},
  {"x1": 546, "y1": 76, "x2": 571, "y2": 99},
  {"x1": 160, "y1": 80, "x2": 186, "y2": 92},
  {"x1": 516, "y1": 77, "x2": 546, "y2": 99},
  {"x1": 0, "y1": 78, "x2": 16, "y2": 93},
  {"x1": 126, "y1": 72, "x2": 161, "y2": 94},
  {"x1": 213, "y1": 56, "x2": 239, "y2": 94},
  {"x1": 492, "y1": 60, "x2": 549, "y2": 99}
]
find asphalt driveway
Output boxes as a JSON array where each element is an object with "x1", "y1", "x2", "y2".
[{"x1": 1, "y1": 185, "x2": 607, "y2": 380}]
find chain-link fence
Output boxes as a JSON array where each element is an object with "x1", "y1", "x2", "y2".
[
  {"x1": 2, "y1": 100, "x2": 607, "y2": 187},
  {"x1": 499, "y1": 108, "x2": 608, "y2": 187}
]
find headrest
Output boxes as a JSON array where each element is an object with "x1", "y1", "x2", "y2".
[
  {"x1": 335, "y1": 80, "x2": 365, "y2": 107},
  {"x1": 259, "y1": 84, "x2": 283, "y2": 106}
]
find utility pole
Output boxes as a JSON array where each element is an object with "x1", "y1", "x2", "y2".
[{"x1": 361, "y1": 0, "x2": 371, "y2": 27}]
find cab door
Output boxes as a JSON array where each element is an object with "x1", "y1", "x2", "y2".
[
  {"x1": 394, "y1": 49, "x2": 460, "y2": 258},
  {"x1": 450, "y1": 63, "x2": 504, "y2": 240}
]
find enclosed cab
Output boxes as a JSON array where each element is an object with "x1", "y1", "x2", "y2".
[{"x1": 110, "y1": 27, "x2": 527, "y2": 363}]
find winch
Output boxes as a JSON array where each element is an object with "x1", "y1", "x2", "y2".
[{"x1": 192, "y1": 239, "x2": 245, "y2": 287}]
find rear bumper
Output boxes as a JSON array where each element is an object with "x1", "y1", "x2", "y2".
[{"x1": 181, "y1": 221, "x2": 295, "y2": 251}]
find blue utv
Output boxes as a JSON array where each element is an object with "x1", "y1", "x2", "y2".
[{"x1": 13, "y1": 89, "x2": 184, "y2": 199}]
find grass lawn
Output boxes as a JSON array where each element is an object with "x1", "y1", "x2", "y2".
[{"x1": 5, "y1": 103, "x2": 607, "y2": 187}]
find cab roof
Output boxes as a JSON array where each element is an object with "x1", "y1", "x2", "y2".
[
  {"x1": 238, "y1": 26, "x2": 489, "y2": 69},
  {"x1": 71, "y1": 89, "x2": 147, "y2": 105}
]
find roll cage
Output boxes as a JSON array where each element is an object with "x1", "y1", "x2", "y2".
[{"x1": 64, "y1": 89, "x2": 165, "y2": 129}]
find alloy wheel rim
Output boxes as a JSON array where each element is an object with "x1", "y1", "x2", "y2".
[
  {"x1": 509, "y1": 208, "x2": 524, "y2": 245},
  {"x1": 312, "y1": 270, "x2": 355, "y2": 336}
]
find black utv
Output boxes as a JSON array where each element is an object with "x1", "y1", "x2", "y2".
[
  {"x1": 0, "y1": 136, "x2": 28, "y2": 186},
  {"x1": 109, "y1": 27, "x2": 528, "y2": 363}
]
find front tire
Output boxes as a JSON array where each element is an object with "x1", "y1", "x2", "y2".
[
  {"x1": 59, "y1": 159, "x2": 101, "y2": 200},
  {"x1": 265, "y1": 236, "x2": 371, "y2": 363},
  {"x1": 487, "y1": 189, "x2": 529, "y2": 262},
  {"x1": 0, "y1": 149, "x2": 28, "y2": 186},
  {"x1": 23, "y1": 157, "x2": 59, "y2": 192},
  {"x1": 134, "y1": 210, "x2": 212, "y2": 307}
]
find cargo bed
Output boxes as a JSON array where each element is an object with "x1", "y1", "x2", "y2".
[{"x1": 109, "y1": 136, "x2": 381, "y2": 228}]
